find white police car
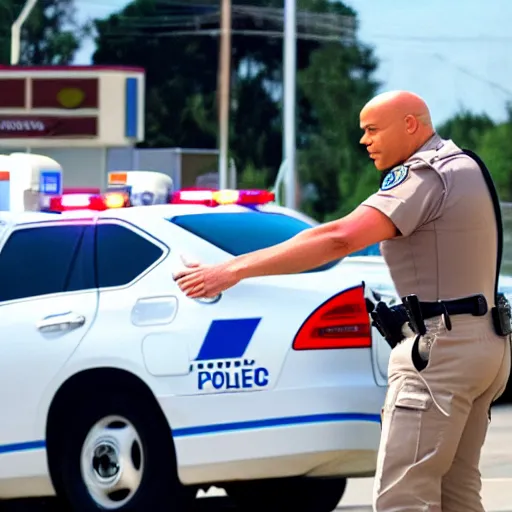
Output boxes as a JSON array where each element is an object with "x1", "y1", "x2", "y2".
[{"x1": 0, "y1": 189, "x2": 390, "y2": 511}]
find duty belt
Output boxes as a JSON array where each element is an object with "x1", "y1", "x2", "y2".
[
  {"x1": 409, "y1": 294, "x2": 488, "y2": 322},
  {"x1": 370, "y1": 293, "x2": 489, "y2": 348}
]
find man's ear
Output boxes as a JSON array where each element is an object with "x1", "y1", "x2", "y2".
[{"x1": 404, "y1": 114, "x2": 419, "y2": 134}]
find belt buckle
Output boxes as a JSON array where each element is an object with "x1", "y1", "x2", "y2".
[{"x1": 438, "y1": 300, "x2": 452, "y2": 331}]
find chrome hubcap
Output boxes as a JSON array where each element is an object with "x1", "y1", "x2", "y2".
[{"x1": 80, "y1": 415, "x2": 144, "y2": 509}]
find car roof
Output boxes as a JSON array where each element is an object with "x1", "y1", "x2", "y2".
[
  {"x1": 90, "y1": 203, "x2": 316, "y2": 222},
  {"x1": 0, "y1": 211, "x2": 59, "y2": 227},
  {"x1": 1, "y1": 203, "x2": 318, "y2": 227}
]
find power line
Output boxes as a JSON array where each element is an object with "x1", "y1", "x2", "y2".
[
  {"x1": 99, "y1": 28, "x2": 351, "y2": 43},
  {"x1": 99, "y1": 4, "x2": 357, "y2": 40},
  {"x1": 432, "y1": 53, "x2": 512, "y2": 98},
  {"x1": 371, "y1": 34, "x2": 512, "y2": 43}
]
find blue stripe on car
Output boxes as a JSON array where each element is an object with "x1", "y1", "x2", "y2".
[{"x1": 0, "y1": 412, "x2": 380, "y2": 454}]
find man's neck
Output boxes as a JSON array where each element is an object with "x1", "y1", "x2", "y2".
[{"x1": 415, "y1": 131, "x2": 438, "y2": 153}]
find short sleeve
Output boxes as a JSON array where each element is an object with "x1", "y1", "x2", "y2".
[{"x1": 362, "y1": 166, "x2": 445, "y2": 237}]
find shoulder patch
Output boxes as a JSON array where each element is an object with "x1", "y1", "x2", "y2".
[{"x1": 380, "y1": 165, "x2": 409, "y2": 191}]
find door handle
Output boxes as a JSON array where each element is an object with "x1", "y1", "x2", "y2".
[
  {"x1": 195, "y1": 293, "x2": 222, "y2": 305},
  {"x1": 37, "y1": 312, "x2": 86, "y2": 334}
]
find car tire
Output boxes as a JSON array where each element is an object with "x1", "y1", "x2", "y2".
[
  {"x1": 226, "y1": 476, "x2": 347, "y2": 512},
  {"x1": 51, "y1": 392, "x2": 189, "y2": 512}
]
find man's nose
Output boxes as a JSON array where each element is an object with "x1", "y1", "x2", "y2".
[{"x1": 360, "y1": 133, "x2": 369, "y2": 145}]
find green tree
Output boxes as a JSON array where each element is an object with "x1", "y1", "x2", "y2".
[
  {"x1": 92, "y1": 0, "x2": 380, "y2": 221},
  {"x1": 93, "y1": 0, "x2": 219, "y2": 150},
  {"x1": 476, "y1": 105, "x2": 512, "y2": 201},
  {"x1": 436, "y1": 106, "x2": 512, "y2": 201},
  {"x1": 0, "y1": 0, "x2": 87, "y2": 65},
  {"x1": 437, "y1": 110, "x2": 495, "y2": 152},
  {"x1": 298, "y1": 42, "x2": 380, "y2": 219}
]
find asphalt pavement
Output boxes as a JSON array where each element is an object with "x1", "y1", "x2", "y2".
[{"x1": 335, "y1": 403, "x2": 512, "y2": 511}]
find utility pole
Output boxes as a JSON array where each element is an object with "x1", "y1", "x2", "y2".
[
  {"x1": 11, "y1": 0, "x2": 38, "y2": 65},
  {"x1": 217, "y1": 0, "x2": 232, "y2": 190},
  {"x1": 283, "y1": 0, "x2": 297, "y2": 209}
]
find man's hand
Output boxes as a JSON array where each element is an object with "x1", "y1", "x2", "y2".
[{"x1": 173, "y1": 261, "x2": 240, "y2": 299}]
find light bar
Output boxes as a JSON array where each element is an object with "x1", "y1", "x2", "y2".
[
  {"x1": 104, "y1": 192, "x2": 130, "y2": 209},
  {"x1": 47, "y1": 192, "x2": 129, "y2": 212},
  {"x1": 48, "y1": 194, "x2": 107, "y2": 212},
  {"x1": 170, "y1": 189, "x2": 275, "y2": 206}
]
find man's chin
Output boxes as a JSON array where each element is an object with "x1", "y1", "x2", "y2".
[{"x1": 372, "y1": 160, "x2": 387, "y2": 171}]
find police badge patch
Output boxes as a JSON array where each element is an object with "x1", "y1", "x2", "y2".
[{"x1": 380, "y1": 165, "x2": 409, "y2": 191}]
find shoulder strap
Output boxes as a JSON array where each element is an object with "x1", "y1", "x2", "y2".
[{"x1": 462, "y1": 149, "x2": 503, "y2": 305}]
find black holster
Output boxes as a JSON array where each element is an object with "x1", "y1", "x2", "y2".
[
  {"x1": 370, "y1": 302, "x2": 410, "y2": 349},
  {"x1": 492, "y1": 293, "x2": 512, "y2": 336}
]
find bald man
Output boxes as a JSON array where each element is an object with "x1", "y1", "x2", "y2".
[{"x1": 174, "y1": 90, "x2": 511, "y2": 511}]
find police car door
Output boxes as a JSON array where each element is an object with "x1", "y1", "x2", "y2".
[
  {"x1": 0, "y1": 219, "x2": 98, "y2": 456},
  {"x1": 146, "y1": 216, "x2": 305, "y2": 413},
  {"x1": 108, "y1": 214, "x2": 279, "y2": 414}
]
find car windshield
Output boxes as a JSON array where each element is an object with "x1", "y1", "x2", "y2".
[{"x1": 168, "y1": 211, "x2": 341, "y2": 273}]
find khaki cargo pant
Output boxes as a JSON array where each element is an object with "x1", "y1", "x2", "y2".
[{"x1": 374, "y1": 314, "x2": 511, "y2": 512}]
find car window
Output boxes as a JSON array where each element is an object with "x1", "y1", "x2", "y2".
[
  {"x1": 352, "y1": 243, "x2": 381, "y2": 257},
  {"x1": 96, "y1": 223, "x2": 164, "y2": 288},
  {"x1": 0, "y1": 223, "x2": 95, "y2": 303},
  {"x1": 168, "y1": 212, "x2": 341, "y2": 272}
]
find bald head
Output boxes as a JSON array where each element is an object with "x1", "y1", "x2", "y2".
[{"x1": 359, "y1": 90, "x2": 435, "y2": 171}]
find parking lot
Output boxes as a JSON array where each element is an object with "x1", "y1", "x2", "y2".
[{"x1": 4, "y1": 404, "x2": 512, "y2": 512}]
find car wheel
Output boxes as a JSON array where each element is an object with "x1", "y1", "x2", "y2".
[
  {"x1": 226, "y1": 476, "x2": 347, "y2": 512},
  {"x1": 52, "y1": 392, "x2": 189, "y2": 512}
]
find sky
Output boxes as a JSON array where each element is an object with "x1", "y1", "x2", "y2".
[{"x1": 74, "y1": 0, "x2": 512, "y2": 128}]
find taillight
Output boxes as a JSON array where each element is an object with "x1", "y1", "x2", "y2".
[{"x1": 292, "y1": 284, "x2": 371, "y2": 350}]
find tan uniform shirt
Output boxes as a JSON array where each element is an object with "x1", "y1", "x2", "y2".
[{"x1": 362, "y1": 133, "x2": 498, "y2": 306}]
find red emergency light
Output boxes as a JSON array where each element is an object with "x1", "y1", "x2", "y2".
[
  {"x1": 47, "y1": 192, "x2": 129, "y2": 212},
  {"x1": 170, "y1": 189, "x2": 275, "y2": 206}
]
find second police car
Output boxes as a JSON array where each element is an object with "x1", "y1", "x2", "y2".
[{"x1": 0, "y1": 185, "x2": 395, "y2": 511}]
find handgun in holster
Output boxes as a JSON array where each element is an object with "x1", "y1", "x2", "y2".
[
  {"x1": 370, "y1": 301, "x2": 410, "y2": 349},
  {"x1": 402, "y1": 295, "x2": 427, "y2": 336},
  {"x1": 492, "y1": 293, "x2": 512, "y2": 336}
]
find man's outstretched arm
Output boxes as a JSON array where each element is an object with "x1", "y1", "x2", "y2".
[
  {"x1": 174, "y1": 205, "x2": 397, "y2": 299},
  {"x1": 229, "y1": 205, "x2": 397, "y2": 279}
]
